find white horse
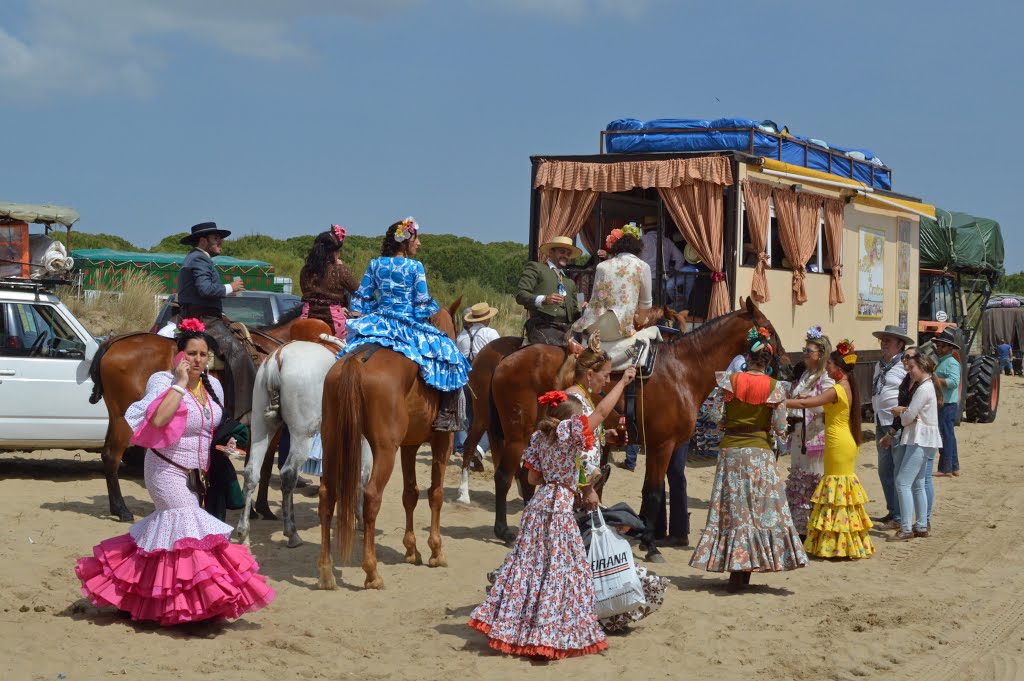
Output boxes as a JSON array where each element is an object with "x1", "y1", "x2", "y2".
[{"x1": 235, "y1": 340, "x2": 370, "y2": 548}]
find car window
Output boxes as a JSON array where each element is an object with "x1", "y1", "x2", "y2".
[
  {"x1": 1, "y1": 302, "x2": 86, "y2": 358},
  {"x1": 222, "y1": 297, "x2": 274, "y2": 326}
]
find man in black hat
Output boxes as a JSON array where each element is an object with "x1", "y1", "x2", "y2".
[
  {"x1": 932, "y1": 328, "x2": 962, "y2": 477},
  {"x1": 176, "y1": 222, "x2": 255, "y2": 419}
]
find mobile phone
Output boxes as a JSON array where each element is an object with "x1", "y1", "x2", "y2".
[{"x1": 173, "y1": 351, "x2": 188, "y2": 367}]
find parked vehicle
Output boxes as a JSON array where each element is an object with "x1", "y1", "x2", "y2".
[{"x1": 151, "y1": 291, "x2": 303, "y2": 331}]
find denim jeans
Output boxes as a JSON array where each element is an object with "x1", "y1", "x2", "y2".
[
  {"x1": 896, "y1": 444, "x2": 937, "y2": 532},
  {"x1": 924, "y1": 451, "x2": 935, "y2": 525},
  {"x1": 624, "y1": 444, "x2": 640, "y2": 470},
  {"x1": 937, "y1": 402, "x2": 960, "y2": 473},
  {"x1": 454, "y1": 386, "x2": 489, "y2": 455},
  {"x1": 875, "y1": 428, "x2": 899, "y2": 517},
  {"x1": 891, "y1": 442, "x2": 906, "y2": 522}
]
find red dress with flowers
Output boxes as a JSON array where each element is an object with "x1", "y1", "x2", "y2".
[{"x1": 469, "y1": 415, "x2": 607, "y2": 659}]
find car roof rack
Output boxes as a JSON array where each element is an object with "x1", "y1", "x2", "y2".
[{"x1": 0, "y1": 276, "x2": 69, "y2": 293}]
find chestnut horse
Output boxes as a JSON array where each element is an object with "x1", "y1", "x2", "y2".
[
  {"x1": 317, "y1": 298, "x2": 462, "y2": 591},
  {"x1": 87, "y1": 312, "x2": 330, "y2": 521},
  {"x1": 488, "y1": 298, "x2": 788, "y2": 562}
]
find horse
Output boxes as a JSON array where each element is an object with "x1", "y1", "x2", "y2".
[
  {"x1": 488, "y1": 298, "x2": 788, "y2": 562},
  {"x1": 87, "y1": 309, "x2": 330, "y2": 522},
  {"x1": 234, "y1": 340, "x2": 371, "y2": 548},
  {"x1": 317, "y1": 297, "x2": 462, "y2": 591}
]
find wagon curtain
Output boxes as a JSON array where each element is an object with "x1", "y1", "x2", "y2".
[
  {"x1": 773, "y1": 188, "x2": 821, "y2": 305},
  {"x1": 534, "y1": 156, "x2": 732, "y2": 193},
  {"x1": 537, "y1": 188, "x2": 599, "y2": 252},
  {"x1": 658, "y1": 182, "x2": 729, "y2": 319},
  {"x1": 822, "y1": 197, "x2": 846, "y2": 305},
  {"x1": 741, "y1": 180, "x2": 772, "y2": 303}
]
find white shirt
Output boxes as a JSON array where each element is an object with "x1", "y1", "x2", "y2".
[
  {"x1": 871, "y1": 355, "x2": 907, "y2": 427},
  {"x1": 456, "y1": 323, "x2": 500, "y2": 361},
  {"x1": 640, "y1": 230, "x2": 685, "y2": 274},
  {"x1": 900, "y1": 378, "x2": 942, "y2": 448}
]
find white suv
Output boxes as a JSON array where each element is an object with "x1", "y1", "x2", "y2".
[{"x1": 0, "y1": 280, "x2": 107, "y2": 450}]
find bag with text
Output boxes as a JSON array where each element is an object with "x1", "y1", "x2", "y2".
[{"x1": 587, "y1": 507, "x2": 645, "y2": 619}]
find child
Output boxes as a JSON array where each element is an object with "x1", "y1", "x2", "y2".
[{"x1": 468, "y1": 391, "x2": 610, "y2": 659}]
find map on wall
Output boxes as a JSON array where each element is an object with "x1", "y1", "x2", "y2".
[{"x1": 858, "y1": 226, "x2": 885, "y2": 319}]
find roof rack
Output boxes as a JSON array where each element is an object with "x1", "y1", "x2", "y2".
[{"x1": 0, "y1": 276, "x2": 69, "y2": 293}]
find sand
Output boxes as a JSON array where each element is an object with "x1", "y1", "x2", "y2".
[{"x1": 3, "y1": 381, "x2": 1024, "y2": 681}]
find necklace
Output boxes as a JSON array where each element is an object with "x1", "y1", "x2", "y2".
[
  {"x1": 572, "y1": 384, "x2": 605, "y2": 446},
  {"x1": 190, "y1": 381, "x2": 211, "y2": 418}
]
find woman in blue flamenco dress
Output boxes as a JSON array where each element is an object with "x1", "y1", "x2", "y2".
[{"x1": 343, "y1": 217, "x2": 470, "y2": 430}]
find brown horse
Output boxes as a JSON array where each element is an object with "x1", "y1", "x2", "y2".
[
  {"x1": 317, "y1": 298, "x2": 462, "y2": 590},
  {"x1": 87, "y1": 312, "x2": 329, "y2": 521},
  {"x1": 488, "y1": 298, "x2": 788, "y2": 562}
]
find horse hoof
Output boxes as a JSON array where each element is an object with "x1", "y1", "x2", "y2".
[
  {"x1": 405, "y1": 551, "x2": 423, "y2": 566},
  {"x1": 115, "y1": 512, "x2": 134, "y2": 523},
  {"x1": 428, "y1": 556, "x2": 448, "y2": 568},
  {"x1": 644, "y1": 551, "x2": 666, "y2": 564},
  {"x1": 364, "y1": 577, "x2": 384, "y2": 590},
  {"x1": 454, "y1": 493, "x2": 471, "y2": 505},
  {"x1": 286, "y1": 534, "x2": 304, "y2": 549},
  {"x1": 318, "y1": 576, "x2": 338, "y2": 591},
  {"x1": 501, "y1": 528, "x2": 518, "y2": 547},
  {"x1": 252, "y1": 505, "x2": 278, "y2": 521}
]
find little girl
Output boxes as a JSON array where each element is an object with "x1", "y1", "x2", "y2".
[{"x1": 468, "y1": 376, "x2": 632, "y2": 659}]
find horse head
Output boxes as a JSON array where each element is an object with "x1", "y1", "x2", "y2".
[{"x1": 743, "y1": 297, "x2": 793, "y2": 381}]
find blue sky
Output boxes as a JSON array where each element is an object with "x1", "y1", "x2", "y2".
[{"x1": 1, "y1": 1, "x2": 1021, "y2": 271}]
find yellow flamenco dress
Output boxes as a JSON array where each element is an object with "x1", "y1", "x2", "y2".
[{"x1": 804, "y1": 383, "x2": 875, "y2": 559}]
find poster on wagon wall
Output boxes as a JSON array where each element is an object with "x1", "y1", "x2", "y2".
[
  {"x1": 897, "y1": 219, "x2": 912, "y2": 290},
  {"x1": 898, "y1": 290, "x2": 909, "y2": 331},
  {"x1": 857, "y1": 226, "x2": 885, "y2": 319}
]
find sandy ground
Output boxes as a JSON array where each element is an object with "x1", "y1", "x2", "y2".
[{"x1": 3, "y1": 382, "x2": 1024, "y2": 681}]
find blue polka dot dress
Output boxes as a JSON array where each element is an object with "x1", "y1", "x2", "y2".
[{"x1": 342, "y1": 257, "x2": 470, "y2": 391}]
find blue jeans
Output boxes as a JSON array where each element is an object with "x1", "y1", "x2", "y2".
[
  {"x1": 924, "y1": 451, "x2": 935, "y2": 525},
  {"x1": 624, "y1": 444, "x2": 640, "y2": 470},
  {"x1": 891, "y1": 442, "x2": 906, "y2": 522},
  {"x1": 875, "y1": 428, "x2": 899, "y2": 517},
  {"x1": 937, "y1": 403, "x2": 959, "y2": 473},
  {"x1": 454, "y1": 386, "x2": 489, "y2": 455},
  {"x1": 896, "y1": 444, "x2": 937, "y2": 532}
]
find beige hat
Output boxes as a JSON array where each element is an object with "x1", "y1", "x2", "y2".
[
  {"x1": 464, "y1": 302, "x2": 498, "y2": 323},
  {"x1": 683, "y1": 243, "x2": 702, "y2": 265},
  {"x1": 539, "y1": 235, "x2": 582, "y2": 260},
  {"x1": 872, "y1": 324, "x2": 914, "y2": 346}
]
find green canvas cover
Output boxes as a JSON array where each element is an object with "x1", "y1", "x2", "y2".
[
  {"x1": 71, "y1": 249, "x2": 276, "y2": 293},
  {"x1": 919, "y1": 209, "x2": 1004, "y2": 274},
  {"x1": 0, "y1": 202, "x2": 80, "y2": 227}
]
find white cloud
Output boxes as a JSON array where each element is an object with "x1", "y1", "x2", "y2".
[
  {"x1": 0, "y1": 0, "x2": 417, "y2": 96},
  {"x1": 476, "y1": 0, "x2": 657, "y2": 20}
]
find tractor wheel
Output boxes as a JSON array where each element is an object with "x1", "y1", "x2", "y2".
[{"x1": 965, "y1": 355, "x2": 1000, "y2": 423}]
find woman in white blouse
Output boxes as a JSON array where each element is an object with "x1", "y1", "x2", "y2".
[{"x1": 888, "y1": 352, "x2": 940, "y2": 541}]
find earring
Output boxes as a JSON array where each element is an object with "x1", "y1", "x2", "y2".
[
  {"x1": 740, "y1": 362, "x2": 748, "y2": 372},
  {"x1": 766, "y1": 366, "x2": 774, "y2": 376}
]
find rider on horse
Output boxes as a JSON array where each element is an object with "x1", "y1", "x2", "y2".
[
  {"x1": 175, "y1": 222, "x2": 256, "y2": 419},
  {"x1": 341, "y1": 217, "x2": 470, "y2": 431},
  {"x1": 516, "y1": 236, "x2": 582, "y2": 346}
]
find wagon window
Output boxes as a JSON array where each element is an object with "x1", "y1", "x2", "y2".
[{"x1": 741, "y1": 198, "x2": 828, "y2": 273}]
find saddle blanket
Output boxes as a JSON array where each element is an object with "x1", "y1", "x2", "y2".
[{"x1": 601, "y1": 326, "x2": 662, "y2": 372}]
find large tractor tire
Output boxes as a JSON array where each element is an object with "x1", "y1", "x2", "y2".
[{"x1": 965, "y1": 355, "x2": 1000, "y2": 423}]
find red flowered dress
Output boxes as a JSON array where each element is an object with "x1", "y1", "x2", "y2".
[{"x1": 469, "y1": 415, "x2": 607, "y2": 659}]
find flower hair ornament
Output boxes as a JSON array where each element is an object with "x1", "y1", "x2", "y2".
[
  {"x1": 806, "y1": 325, "x2": 823, "y2": 340},
  {"x1": 746, "y1": 326, "x2": 774, "y2": 355},
  {"x1": 538, "y1": 390, "x2": 568, "y2": 407},
  {"x1": 836, "y1": 339, "x2": 857, "y2": 366},
  {"x1": 393, "y1": 217, "x2": 419, "y2": 243},
  {"x1": 178, "y1": 318, "x2": 206, "y2": 335},
  {"x1": 604, "y1": 228, "x2": 624, "y2": 251},
  {"x1": 331, "y1": 224, "x2": 347, "y2": 245}
]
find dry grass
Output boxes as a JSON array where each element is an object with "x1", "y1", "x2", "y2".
[{"x1": 59, "y1": 270, "x2": 164, "y2": 337}]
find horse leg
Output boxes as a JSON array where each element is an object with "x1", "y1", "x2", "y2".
[
  {"x1": 399, "y1": 444, "x2": 422, "y2": 566},
  {"x1": 362, "y1": 443, "x2": 396, "y2": 590},
  {"x1": 102, "y1": 419, "x2": 134, "y2": 522},
  {"x1": 639, "y1": 479, "x2": 667, "y2": 564},
  {"x1": 493, "y1": 438, "x2": 524, "y2": 546},
  {"x1": 280, "y1": 430, "x2": 313, "y2": 549},
  {"x1": 356, "y1": 437, "x2": 372, "y2": 531},
  {"x1": 426, "y1": 433, "x2": 450, "y2": 568},
  {"x1": 252, "y1": 425, "x2": 281, "y2": 521},
  {"x1": 236, "y1": 412, "x2": 277, "y2": 545},
  {"x1": 317, "y1": 471, "x2": 339, "y2": 590}
]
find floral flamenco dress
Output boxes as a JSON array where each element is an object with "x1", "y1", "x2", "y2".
[
  {"x1": 75, "y1": 372, "x2": 275, "y2": 625},
  {"x1": 785, "y1": 371, "x2": 834, "y2": 535},
  {"x1": 469, "y1": 415, "x2": 607, "y2": 659},
  {"x1": 804, "y1": 383, "x2": 875, "y2": 559}
]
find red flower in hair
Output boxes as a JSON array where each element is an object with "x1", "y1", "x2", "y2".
[
  {"x1": 538, "y1": 390, "x2": 568, "y2": 407},
  {"x1": 604, "y1": 229, "x2": 624, "y2": 251},
  {"x1": 836, "y1": 341, "x2": 852, "y2": 355},
  {"x1": 758, "y1": 326, "x2": 770, "y2": 339},
  {"x1": 179, "y1": 318, "x2": 206, "y2": 333},
  {"x1": 332, "y1": 224, "x2": 346, "y2": 244}
]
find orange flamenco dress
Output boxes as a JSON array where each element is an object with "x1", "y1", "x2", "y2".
[{"x1": 804, "y1": 383, "x2": 875, "y2": 559}]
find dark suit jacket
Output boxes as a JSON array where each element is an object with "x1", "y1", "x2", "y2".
[
  {"x1": 515, "y1": 261, "x2": 580, "y2": 323},
  {"x1": 177, "y1": 248, "x2": 227, "y2": 313}
]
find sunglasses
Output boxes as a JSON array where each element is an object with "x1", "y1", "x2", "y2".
[{"x1": 802, "y1": 347, "x2": 820, "y2": 354}]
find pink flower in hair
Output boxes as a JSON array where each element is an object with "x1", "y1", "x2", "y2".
[{"x1": 179, "y1": 318, "x2": 206, "y2": 333}]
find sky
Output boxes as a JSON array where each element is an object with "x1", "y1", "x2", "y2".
[{"x1": 1, "y1": 0, "x2": 1021, "y2": 270}]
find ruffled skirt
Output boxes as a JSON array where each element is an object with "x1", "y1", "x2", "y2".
[
  {"x1": 804, "y1": 474, "x2": 875, "y2": 559},
  {"x1": 689, "y1": 446, "x2": 808, "y2": 573},
  {"x1": 785, "y1": 468, "x2": 822, "y2": 535},
  {"x1": 75, "y1": 533, "x2": 274, "y2": 626},
  {"x1": 343, "y1": 310, "x2": 469, "y2": 391}
]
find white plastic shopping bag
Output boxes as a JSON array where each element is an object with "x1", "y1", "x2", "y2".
[{"x1": 587, "y1": 507, "x2": 645, "y2": 619}]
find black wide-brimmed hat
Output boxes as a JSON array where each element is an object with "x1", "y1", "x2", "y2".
[
  {"x1": 180, "y1": 222, "x2": 231, "y2": 245},
  {"x1": 932, "y1": 327, "x2": 961, "y2": 349}
]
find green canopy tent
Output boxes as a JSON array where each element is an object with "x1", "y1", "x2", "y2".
[{"x1": 71, "y1": 249, "x2": 277, "y2": 293}]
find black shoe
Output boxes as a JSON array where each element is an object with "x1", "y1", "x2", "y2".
[{"x1": 874, "y1": 513, "x2": 894, "y2": 523}]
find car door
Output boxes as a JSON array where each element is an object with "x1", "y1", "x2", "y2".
[{"x1": 0, "y1": 300, "x2": 107, "y2": 448}]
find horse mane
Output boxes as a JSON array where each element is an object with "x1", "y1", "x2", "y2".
[{"x1": 663, "y1": 309, "x2": 741, "y2": 345}]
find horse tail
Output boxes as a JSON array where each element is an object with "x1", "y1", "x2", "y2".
[
  {"x1": 88, "y1": 339, "x2": 111, "y2": 404},
  {"x1": 488, "y1": 384, "x2": 504, "y2": 444},
  {"x1": 336, "y1": 362, "x2": 363, "y2": 564}
]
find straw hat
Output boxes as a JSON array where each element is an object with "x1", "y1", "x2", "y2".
[
  {"x1": 464, "y1": 302, "x2": 498, "y2": 324},
  {"x1": 683, "y1": 243, "x2": 702, "y2": 265},
  {"x1": 539, "y1": 235, "x2": 582, "y2": 259}
]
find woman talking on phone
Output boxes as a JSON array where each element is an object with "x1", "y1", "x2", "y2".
[{"x1": 75, "y1": 319, "x2": 275, "y2": 626}]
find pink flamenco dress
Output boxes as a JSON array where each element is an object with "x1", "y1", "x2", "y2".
[
  {"x1": 469, "y1": 414, "x2": 607, "y2": 659},
  {"x1": 75, "y1": 371, "x2": 275, "y2": 625}
]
